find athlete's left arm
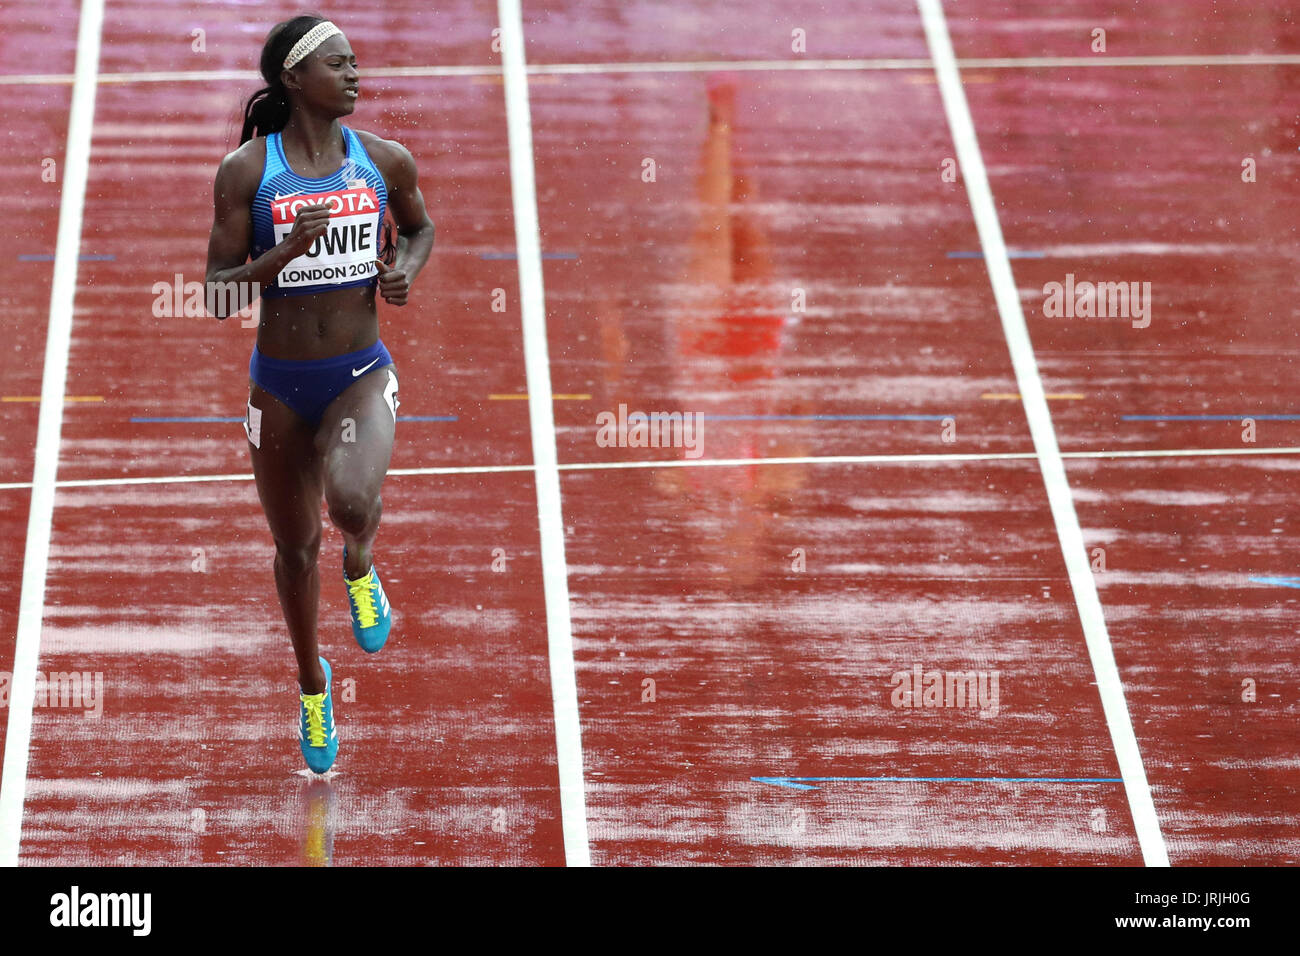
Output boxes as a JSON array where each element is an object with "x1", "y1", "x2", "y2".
[{"x1": 373, "y1": 136, "x2": 434, "y2": 307}]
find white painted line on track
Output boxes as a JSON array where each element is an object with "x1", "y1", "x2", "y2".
[
  {"x1": 497, "y1": 0, "x2": 591, "y2": 867},
  {"x1": 918, "y1": 0, "x2": 1169, "y2": 867},
  {"x1": 2, "y1": 52, "x2": 1297, "y2": 86},
  {"x1": 0, "y1": 0, "x2": 105, "y2": 868},
  {"x1": 958, "y1": 53, "x2": 1300, "y2": 68},
  {"x1": 0, "y1": 445, "x2": 1297, "y2": 492}
]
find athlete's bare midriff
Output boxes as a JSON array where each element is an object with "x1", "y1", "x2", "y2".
[{"x1": 255, "y1": 282, "x2": 381, "y2": 360}]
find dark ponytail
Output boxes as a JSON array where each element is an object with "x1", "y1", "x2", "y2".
[{"x1": 239, "y1": 14, "x2": 329, "y2": 144}]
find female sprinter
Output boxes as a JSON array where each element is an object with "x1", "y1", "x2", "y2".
[{"x1": 204, "y1": 15, "x2": 434, "y2": 773}]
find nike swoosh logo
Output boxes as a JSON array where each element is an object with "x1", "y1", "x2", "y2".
[
  {"x1": 352, "y1": 357, "x2": 380, "y2": 377},
  {"x1": 274, "y1": 190, "x2": 303, "y2": 201}
]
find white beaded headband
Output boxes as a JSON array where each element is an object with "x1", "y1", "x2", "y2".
[{"x1": 283, "y1": 21, "x2": 343, "y2": 70}]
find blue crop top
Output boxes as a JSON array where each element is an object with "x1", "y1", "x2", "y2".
[{"x1": 250, "y1": 125, "x2": 389, "y2": 298}]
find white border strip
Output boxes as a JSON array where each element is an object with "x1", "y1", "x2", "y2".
[
  {"x1": 497, "y1": 0, "x2": 590, "y2": 867},
  {"x1": 0, "y1": 444, "x2": 1297, "y2": 492},
  {"x1": 4, "y1": 52, "x2": 1300, "y2": 86},
  {"x1": 0, "y1": 0, "x2": 104, "y2": 868},
  {"x1": 918, "y1": 0, "x2": 1169, "y2": 866}
]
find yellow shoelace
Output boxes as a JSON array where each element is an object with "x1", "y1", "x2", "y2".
[
  {"x1": 347, "y1": 571, "x2": 378, "y2": 628},
  {"x1": 301, "y1": 693, "x2": 328, "y2": 747}
]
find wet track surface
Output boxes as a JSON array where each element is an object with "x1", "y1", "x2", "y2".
[{"x1": 1, "y1": 0, "x2": 1297, "y2": 865}]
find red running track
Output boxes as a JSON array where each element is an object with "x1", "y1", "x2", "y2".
[{"x1": 0, "y1": 0, "x2": 1296, "y2": 866}]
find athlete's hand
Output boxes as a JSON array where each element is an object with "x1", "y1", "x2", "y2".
[
  {"x1": 284, "y1": 203, "x2": 331, "y2": 256},
  {"x1": 374, "y1": 258, "x2": 409, "y2": 306}
]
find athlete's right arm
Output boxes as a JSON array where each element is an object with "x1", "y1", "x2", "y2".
[{"x1": 204, "y1": 144, "x2": 331, "y2": 319}]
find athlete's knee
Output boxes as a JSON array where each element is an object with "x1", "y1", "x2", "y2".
[
  {"x1": 325, "y1": 484, "x2": 379, "y2": 535},
  {"x1": 273, "y1": 534, "x2": 321, "y2": 575}
]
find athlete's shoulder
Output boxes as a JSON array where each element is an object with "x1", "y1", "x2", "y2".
[
  {"x1": 218, "y1": 135, "x2": 268, "y2": 172},
  {"x1": 214, "y1": 136, "x2": 268, "y2": 196},
  {"x1": 352, "y1": 129, "x2": 417, "y2": 174}
]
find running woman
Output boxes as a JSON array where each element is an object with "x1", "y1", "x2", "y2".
[{"x1": 204, "y1": 15, "x2": 435, "y2": 773}]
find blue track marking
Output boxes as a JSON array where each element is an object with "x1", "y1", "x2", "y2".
[
  {"x1": 752, "y1": 776, "x2": 1124, "y2": 791},
  {"x1": 130, "y1": 416, "x2": 458, "y2": 423},
  {"x1": 1123, "y1": 414, "x2": 1300, "y2": 421},
  {"x1": 1249, "y1": 576, "x2": 1300, "y2": 589},
  {"x1": 699, "y1": 414, "x2": 952, "y2": 422}
]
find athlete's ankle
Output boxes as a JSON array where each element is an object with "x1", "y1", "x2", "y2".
[
  {"x1": 299, "y1": 664, "x2": 326, "y2": 696},
  {"x1": 342, "y1": 542, "x2": 373, "y2": 580}
]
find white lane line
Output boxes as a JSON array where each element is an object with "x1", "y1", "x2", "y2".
[
  {"x1": 3, "y1": 52, "x2": 1298, "y2": 86},
  {"x1": 560, "y1": 445, "x2": 1300, "y2": 469},
  {"x1": 0, "y1": 0, "x2": 104, "y2": 868},
  {"x1": 959, "y1": 53, "x2": 1300, "y2": 68},
  {"x1": 1060, "y1": 446, "x2": 1300, "y2": 461},
  {"x1": 497, "y1": 0, "x2": 590, "y2": 868},
  {"x1": 917, "y1": 0, "x2": 1169, "y2": 867},
  {"x1": 0, "y1": 444, "x2": 1297, "y2": 492}
]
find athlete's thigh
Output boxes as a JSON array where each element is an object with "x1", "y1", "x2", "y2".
[
  {"x1": 246, "y1": 381, "x2": 324, "y2": 545},
  {"x1": 314, "y1": 363, "x2": 399, "y2": 497}
]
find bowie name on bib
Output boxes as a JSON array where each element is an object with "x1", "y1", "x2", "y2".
[{"x1": 271, "y1": 186, "x2": 380, "y2": 289}]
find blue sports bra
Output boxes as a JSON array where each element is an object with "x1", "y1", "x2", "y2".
[{"x1": 250, "y1": 125, "x2": 389, "y2": 298}]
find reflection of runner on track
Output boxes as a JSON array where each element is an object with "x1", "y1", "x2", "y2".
[
  {"x1": 204, "y1": 16, "x2": 435, "y2": 773},
  {"x1": 657, "y1": 73, "x2": 812, "y2": 589}
]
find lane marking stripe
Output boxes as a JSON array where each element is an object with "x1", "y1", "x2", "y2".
[
  {"x1": 4, "y1": 53, "x2": 1300, "y2": 86},
  {"x1": 918, "y1": 0, "x2": 1168, "y2": 867},
  {"x1": 497, "y1": 0, "x2": 590, "y2": 867},
  {"x1": 2, "y1": 396, "x2": 104, "y2": 402},
  {"x1": 0, "y1": 0, "x2": 105, "y2": 868},
  {"x1": 1124, "y1": 414, "x2": 1300, "y2": 421},
  {"x1": 698, "y1": 414, "x2": 950, "y2": 421},
  {"x1": 125, "y1": 415, "x2": 458, "y2": 422},
  {"x1": 754, "y1": 776, "x2": 1124, "y2": 791},
  {"x1": 1, "y1": 444, "x2": 1299, "y2": 492},
  {"x1": 1249, "y1": 576, "x2": 1300, "y2": 589}
]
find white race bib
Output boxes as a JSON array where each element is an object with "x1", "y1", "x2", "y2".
[{"x1": 270, "y1": 186, "x2": 380, "y2": 289}]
